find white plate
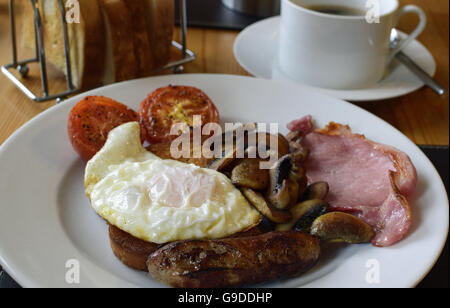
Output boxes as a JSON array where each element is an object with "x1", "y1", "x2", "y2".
[
  {"x1": 234, "y1": 17, "x2": 437, "y2": 101},
  {"x1": 0, "y1": 74, "x2": 447, "y2": 288}
]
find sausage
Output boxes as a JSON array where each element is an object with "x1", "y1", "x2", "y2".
[
  {"x1": 109, "y1": 223, "x2": 263, "y2": 272},
  {"x1": 147, "y1": 231, "x2": 320, "y2": 288}
]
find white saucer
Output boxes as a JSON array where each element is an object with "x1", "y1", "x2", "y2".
[{"x1": 234, "y1": 16, "x2": 437, "y2": 101}]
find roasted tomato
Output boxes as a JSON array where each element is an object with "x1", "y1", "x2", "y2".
[
  {"x1": 139, "y1": 85, "x2": 220, "y2": 144},
  {"x1": 68, "y1": 96, "x2": 144, "y2": 161}
]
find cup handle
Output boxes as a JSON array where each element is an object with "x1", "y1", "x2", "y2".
[{"x1": 388, "y1": 5, "x2": 427, "y2": 62}]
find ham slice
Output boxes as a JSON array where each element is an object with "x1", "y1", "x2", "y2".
[
  {"x1": 287, "y1": 115, "x2": 314, "y2": 134},
  {"x1": 288, "y1": 117, "x2": 417, "y2": 247}
]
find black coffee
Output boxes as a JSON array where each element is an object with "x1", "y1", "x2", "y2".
[{"x1": 306, "y1": 5, "x2": 366, "y2": 16}]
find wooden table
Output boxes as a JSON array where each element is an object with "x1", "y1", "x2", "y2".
[{"x1": 0, "y1": 0, "x2": 448, "y2": 146}]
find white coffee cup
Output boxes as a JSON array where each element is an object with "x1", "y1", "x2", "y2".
[{"x1": 278, "y1": 0, "x2": 427, "y2": 89}]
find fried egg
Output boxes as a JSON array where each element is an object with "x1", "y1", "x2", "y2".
[{"x1": 85, "y1": 122, "x2": 261, "y2": 244}]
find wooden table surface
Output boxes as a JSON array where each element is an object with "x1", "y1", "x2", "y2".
[{"x1": 0, "y1": 0, "x2": 448, "y2": 146}]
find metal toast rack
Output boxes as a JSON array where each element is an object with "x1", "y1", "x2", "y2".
[{"x1": 1, "y1": 0, "x2": 195, "y2": 103}]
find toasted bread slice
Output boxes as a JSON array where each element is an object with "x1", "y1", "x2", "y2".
[
  {"x1": 143, "y1": 0, "x2": 174, "y2": 70},
  {"x1": 109, "y1": 224, "x2": 161, "y2": 271},
  {"x1": 99, "y1": 0, "x2": 138, "y2": 83},
  {"x1": 22, "y1": 0, "x2": 106, "y2": 90},
  {"x1": 22, "y1": 0, "x2": 174, "y2": 89},
  {"x1": 123, "y1": 0, "x2": 153, "y2": 78}
]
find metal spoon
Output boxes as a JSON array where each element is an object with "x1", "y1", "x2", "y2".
[{"x1": 390, "y1": 29, "x2": 445, "y2": 96}]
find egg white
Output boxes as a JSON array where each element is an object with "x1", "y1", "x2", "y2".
[{"x1": 85, "y1": 122, "x2": 261, "y2": 244}]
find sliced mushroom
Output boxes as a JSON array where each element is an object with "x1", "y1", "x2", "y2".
[
  {"x1": 310, "y1": 212, "x2": 375, "y2": 244},
  {"x1": 250, "y1": 132, "x2": 290, "y2": 160},
  {"x1": 210, "y1": 122, "x2": 257, "y2": 152},
  {"x1": 275, "y1": 199, "x2": 328, "y2": 232},
  {"x1": 304, "y1": 182, "x2": 329, "y2": 201},
  {"x1": 286, "y1": 130, "x2": 304, "y2": 143},
  {"x1": 296, "y1": 175, "x2": 308, "y2": 202},
  {"x1": 273, "y1": 133, "x2": 291, "y2": 158},
  {"x1": 289, "y1": 165, "x2": 308, "y2": 202},
  {"x1": 241, "y1": 187, "x2": 292, "y2": 224},
  {"x1": 286, "y1": 178, "x2": 300, "y2": 208},
  {"x1": 266, "y1": 155, "x2": 294, "y2": 209},
  {"x1": 294, "y1": 200, "x2": 329, "y2": 231},
  {"x1": 208, "y1": 125, "x2": 289, "y2": 172},
  {"x1": 290, "y1": 145, "x2": 309, "y2": 164},
  {"x1": 207, "y1": 146, "x2": 238, "y2": 171},
  {"x1": 266, "y1": 179, "x2": 291, "y2": 210},
  {"x1": 231, "y1": 159, "x2": 269, "y2": 190},
  {"x1": 290, "y1": 165, "x2": 306, "y2": 181},
  {"x1": 271, "y1": 155, "x2": 292, "y2": 188},
  {"x1": 208, "y1": 123, "x2": 257, "y2": 171}
]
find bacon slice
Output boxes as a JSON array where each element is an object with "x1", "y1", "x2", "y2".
[
  {"x1": 288, "y1": 117, "x2": 417, "y2": 247},
  {"x1": 287, "y1": 115, "x2": 314, "y2": 135}
]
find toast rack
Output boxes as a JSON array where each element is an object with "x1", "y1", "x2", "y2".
[{"x1": 1, "y1": 0, "x2": 195, "y2": 103}]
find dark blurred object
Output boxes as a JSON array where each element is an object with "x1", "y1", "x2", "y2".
[
  {"x1": 418, "y1": 240, "x2": 449, "y2": 288},
  {"x1": 221, "y1": 0, "x2": 280, "y2": 18},
  {"x1": 0, "y1": 146, "x2": 448, "y2": 288},
  {"x1": 175, "y1": 0, "x2": 274, "y2": 30},
  {"x1": 0, "y1": 266, "x2": 20, "y2": 288},
  {"x1": 416, "y1": 145, "x2": 449, "y2": 288}
]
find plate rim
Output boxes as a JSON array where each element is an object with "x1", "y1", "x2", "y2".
[{"x1": 0, "y1": 73, "x2": 448, "y2": 288}]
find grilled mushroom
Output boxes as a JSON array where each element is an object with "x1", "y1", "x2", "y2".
[
  {"x1": 251, "y1": 132, "x2": 290, "y2": 160},
  {"x1": 290, "y1": 165, "x2": 306, "y2": 181},
  {"x1": 241, "y1": 187, "x2": 292, "y2": 224},
  {"x1": 304, "y1": 182, "x2": 329, "y2": 201},
  {"x1": 286, "y1": 130, "x2": 304, "y2": 143},
  {"x1": 208, "y1": 123, "x2": 258, "y2": 171},
  {"x1": 266, "y1": 155, "x2": 294, "y2": 209},
  {"x1": 296, "y1": 175, "x2": 308, "y2": 201},
  {"x1": 267, "y1": 179, "x2": 291, "y2": 210},
  {"x1": 310, "y1": 212, "x2": 375, "y2": 244},
  {"x1": 294, "y1": 200, "x2": 329, "y2": 231},
  {"x1": 207, "y1": 146, "x2": 238, "y2": 171},
  {"x1": 289, "y1": 164, "x2": 308, "y2": 201},
  {"x1": 208, "y1": 126, "x2": 290, "y2": 172},
  {"x1": 286, "y1": 178, "x2": 300, "y2": 207},
  {"x1": 210, "y1": 122, "x2": 257, "y2": 151},
  {"x1": 275, "y1": 199, "x2": 329, "y2": 232},
  {"x1": 231, "y1": 159, "x2": 269, "y2": 190},
  {"x1": 290, "y1": 145, "x2": 309, "y2": 164}
]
